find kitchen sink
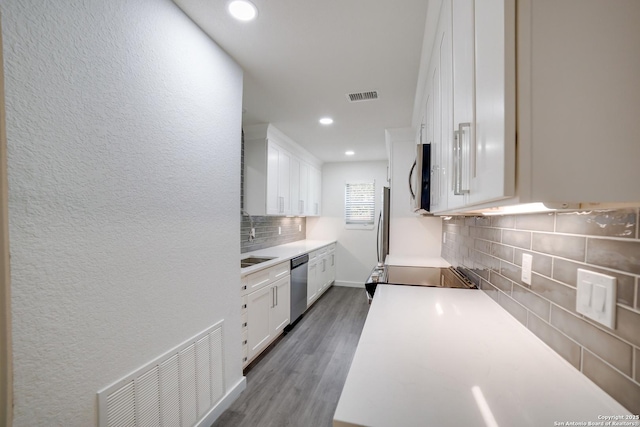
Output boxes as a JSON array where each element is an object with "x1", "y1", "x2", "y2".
[{"x1": 241, "y1": 256, "x2": 276, "y2": 269}]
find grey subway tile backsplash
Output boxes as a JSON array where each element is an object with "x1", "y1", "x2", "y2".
[
  {"x1": 550, "y1": 306, "x2": 632, "y2": 376},
  {"x1": 499, "y1": 260, "x2": 526, "y2": 287},
  {"x1": 490, "y1": 242, "x2": 514, "y2": 263},
  {"x1": 530, "y1": 274, "x2": 577, "y2": 313},
  {"x1": 553, "y1": 258, "x2": 636, "y2": 307},
  {"x1": 527, "y1": 313, "x2": 581, "y2": 369},
  {"x1": 513, "y1": 249, "x2": 552, "y2": 277},
  {"x1": 586, "y1": 238, "x2": 640, "y2": 275},
  {"x1": 615, "y1": 307, "x2": 640, "y2": 348},
  {"x1": 489, "y1": 271, "x2": 513, "y2": 294},
  {"x1": 582, "y1": 350, "x2": 640, "y2": 415},
  {"x1": 532, "y1": 232, "x2": 586, "y2": 261},
  {"x1": 241, "y1": 215, "x2": 306, "y2": 253},
  {"x1": 490, "y1": 214, "x2": 515, "y2": 229},
  {"x1": 515, "y1": 212, "x2": 555, "y2": 232},
  {"x1": 502, "y1": 229, "x2": 532, "y2": 249},
  {"x1": 556, "y1": 209, "x2": 637, "y2": 238},
  {"x1": 441, "y1": 208, "x2": 640, "y2": 412},
  {"x1": 512, "y1": 283, "x2": 551, "y2": 321},
  {"x1": 498, "y1": 292, "x2": 527, "y2": 325}
]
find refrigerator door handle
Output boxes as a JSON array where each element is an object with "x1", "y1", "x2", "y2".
[{"x1": 376, "y1": 211, "x2": 382, "y2": 263}]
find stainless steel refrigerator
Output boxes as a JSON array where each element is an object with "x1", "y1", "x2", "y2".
[{"x1": 377, "y1": 186, "x2": 390, "y2": 264}]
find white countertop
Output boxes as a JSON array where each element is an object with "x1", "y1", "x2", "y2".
[
  {"x1": 241, "y1": 239, "x2": 336, "y2": 276},
  {"x1": 334, "y1": 285, "x2": 630, "y2": 427},
  {"x1": 384, "y1": 254, "x2": 450, "y2": 268}
]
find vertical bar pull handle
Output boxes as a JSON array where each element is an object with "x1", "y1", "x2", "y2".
[{"x1": 454, "y1": 123, "x2": 471, "y2": 195}]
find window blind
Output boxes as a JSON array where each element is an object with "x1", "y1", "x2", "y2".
[{"x1": 345, "y1": 182, "x2": 375, "y2": 226}]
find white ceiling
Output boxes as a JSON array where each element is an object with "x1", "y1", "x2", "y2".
[{"x1": 172, "y1": 0, "x2": 431, "y2": 163}]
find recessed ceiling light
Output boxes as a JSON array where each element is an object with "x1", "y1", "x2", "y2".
[
  {"x1": 345, "y1": 150, "x2": 355, "y2": 156},
  {"x1": 319, "y1": 117, "x2": 333, "y2": 125},
  {"x1": 228, "y1": 0, "x2": 258, "y2": 21}
]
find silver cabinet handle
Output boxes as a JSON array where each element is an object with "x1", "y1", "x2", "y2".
[
  {"x1": 454, "y1": 123, "x2": 471, "y2": 195},
  {"x1": 279, "y1": 196, "x2": 284, "y2": 213},
  {"x1": 275, "y1": 286, "x2": 278, "y2": 306}
]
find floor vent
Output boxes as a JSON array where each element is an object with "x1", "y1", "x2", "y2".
[
  {"x1": 346, "y1": 90, "x2": 379, "y2": 102},
  {"x1": 98, "y1": 321, "x2": 225, "y2": 427}
]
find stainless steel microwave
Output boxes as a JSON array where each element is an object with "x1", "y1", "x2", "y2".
[{"x1": 409, "y1": 143, "x2": 431, "y2": 213}]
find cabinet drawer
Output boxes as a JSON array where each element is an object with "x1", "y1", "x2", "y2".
[
  {"x1": 243, "y1": 261, "x2": 291, "y2": 294},
  {"x1": 270, "y1": 261, "x2": 290, "y2": 281}
]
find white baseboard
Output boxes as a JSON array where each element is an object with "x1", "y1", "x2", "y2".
[
  {"x1": 334, "y1": 280, "x2": 365, "y2": 288},
  {"x1": 197, "y1": 376, "x2": 247, "y2": 427}
]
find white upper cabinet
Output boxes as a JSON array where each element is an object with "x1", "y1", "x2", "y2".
[
  {"x1": 266, "y1": 141, "x2": 291, "y2": 215},
  {"x1": 449, "y1": 0, "x2": 516, "y2": 208},
  {"x1": 308, "y1": 165, "x2": 322, "y2": 216},
  {"x1": 244, "y1": 124, "x2": 322, "y2": 216},
  {"x1": 420, "y1": 0, "x2": 639, "y2": 213},
  {"x1": 449, "y1": 0, "x2": 474, "y2": 209},
  {"x1": 471, "y1": 0, "x2": 516, "y2": 205},
  {"x1": 516, "y1": 0, "x2": 640, "y2": 204}
]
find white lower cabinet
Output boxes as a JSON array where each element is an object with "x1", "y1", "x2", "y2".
[
  {"x1": 242, "y1": 260, "x2": 291, "y2": 367},
  {"x1": 242, "y1": 244, "x2": 336, "y2": 367},
  {"x1": 246, "y1": 275, "x2": 290, "y2": 363},
  {"x1": 307, "y1": 257, "x2": 319, "y2": 305},
  {"x1": 307, "y1": 244, "x2": 336, "y2": 307}
]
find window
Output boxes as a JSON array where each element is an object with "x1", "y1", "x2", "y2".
[{"x1": 345, "y1": 181, "x2": 375, "y2": 229}]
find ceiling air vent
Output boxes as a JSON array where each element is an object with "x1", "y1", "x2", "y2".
[{"x1": 346, "y1": 90, "x2": 379, "y2": 103}]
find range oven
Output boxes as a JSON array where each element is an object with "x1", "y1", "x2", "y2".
[{"x1": 365, "y1": 264, "x2": 476, "y2": 301}]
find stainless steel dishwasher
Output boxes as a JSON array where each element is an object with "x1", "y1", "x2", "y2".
[{"x1": 287, "y1": 253, "x2": 309, "y2": 331}]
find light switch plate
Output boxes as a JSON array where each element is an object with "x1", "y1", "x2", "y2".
[
  {"x1": 576, "y1": 269, "x2": 616, "y2": 329},
  {"x1": 521, "y1": 253, "x2": 533, "y2": 285},
  {"x1": 278, "y1": 226, "x2": 281, "y2": 235}
]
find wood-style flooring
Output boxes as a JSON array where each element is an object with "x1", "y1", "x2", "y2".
[{"x1": 213, "y1": 286, "x2": 370, "y2": 427}]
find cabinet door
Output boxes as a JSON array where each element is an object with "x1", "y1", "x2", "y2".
[
  {"x1": 308, "y1": 166, "x2": 321, "y2": 216},
  {"x1": 307, "y1": 261, "x2": 318, "y2": 306},
  {"x1": 328, "y1": 251, "x2": 336, "y2": 283},
  {"x1": 471, "y1": 0, "x2": 515, "y2": 204},
  {"x1": 319, "y1": 256, "x2": 328, "y2": 293},
  {"x1": 247, "y1": 286, "x2": 273, "y2": 360},
  {"x1": 277, "y1": 148, "x2": 291, "y2": 215},
  {"x1": 298, "y1": 161, "x2": 309, "y2": 215},
  {"x1": 436, "y1": 0, "x2": 452, "y2": 213},
  {"x1": 271, "y1": 276, "x2": 290, "y2": 334},
  {"x1": 266, "y1": 143, "x2": 280, "y2": 215},
  {"x1": 450, "y1": 0, "x2": 474, "y2": 209},
  {"x1": 290, "y1": 157, "x2": 301, "y2": 215}
]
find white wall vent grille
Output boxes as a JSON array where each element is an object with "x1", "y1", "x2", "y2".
[
  {"x1": 98, "y1": 321, "x2": 225, "y2": 427},
  {"x1": 346, "y1": 90, "x2": 379, "y2": 102}
]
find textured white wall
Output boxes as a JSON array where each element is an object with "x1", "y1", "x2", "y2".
[
  {"x1": 306, "y1": 161, "x2": 388, "y2": 287},
  {"x1": 2, "y1": 0, "x2": 243, "y2": 425}
]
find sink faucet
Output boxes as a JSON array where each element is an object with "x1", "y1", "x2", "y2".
[{"x1": 241, "y1": 209, "x2": 255, "y2": 242}]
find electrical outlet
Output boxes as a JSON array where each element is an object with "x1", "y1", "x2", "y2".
[
  {"x1": 278, "y1": 226, "x2": 281, "y2": 235},
  {"x1": 576, "y1": 269, "x2": 616, "y2": 329},
  {"x1": 298, "y1": 224, "x2": 301, "y2": 232},
  {"x1": 442, "y1": 232, "x2": 446, "y2": 244},
  {"x1": 521, "y1": 253, "x2": 533, "y2": 285}
]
